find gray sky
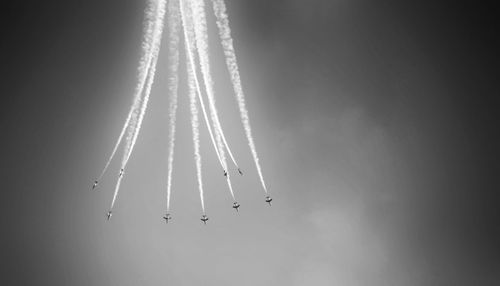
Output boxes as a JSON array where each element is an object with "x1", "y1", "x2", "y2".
[{"x1": 1, "y1": 0, "x2": 499, "y2": 285}]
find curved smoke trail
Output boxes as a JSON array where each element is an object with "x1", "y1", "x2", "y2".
[
  {"x1": 165, "y1": 0, "x2": 181, "y2": 212},
  {"x1": 180, "y1": 0, "x2": 224, "y2": 172},
  {"x1": 96, "y1": 0, "x2": 158, "y2": 183},
  {"x1": 124, "y1": 0, "x2": 166, "y2": 165},
  {"x1": 186, "y1": 43, "x2": 205, "y2": 214},
  {"x1": 110, "y1": 0, "x2": 166, "y2": 210},
  {"x1": 225, "y1": 172, "x2": 236, "y2": 201},
  {"x1": 211, "y1": 0, "x2": 268, "y2": 193},
  {"x1": 190, "y1": 0, "x2": 240, "y2": 171},
  {"x1": 190, "y1": 0, "x2": 236, "y2": 201},
  {"x1": 180, "y1": 0, "x2": 210, "y2": 213}
]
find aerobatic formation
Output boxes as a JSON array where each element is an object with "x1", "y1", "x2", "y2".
[{"x1": 92, "y1": 0, "x2": 271, "y2": 225}]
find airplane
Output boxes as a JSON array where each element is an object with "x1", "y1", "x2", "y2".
[
  {"x1": 106, "y1": 211, "x2": 112, "y2": 220},
  {"x1": 223, "y1": 170, "x2": 228, "y2": 177},
  {"x1": 119, "y1": 168, "x2": 124, "y2": 177},
  {"x1": 92, "y1": 180, "x2": 98, "y2": 190},
  {"x1": 163, "y1": 213, "x2": 172, "y2": 223},
  {"x1": 265, "y1": 196, "x2": 273, "y2": 206},
  {"x1": 232, "y1": 202, "x2": 240, "y2": 212},
  {"x1": 238, "y1": 168, "x2": 243, "y2": 176},
  {"x1": 200, "y1": 215, "x2": 209, "y2": 225}
]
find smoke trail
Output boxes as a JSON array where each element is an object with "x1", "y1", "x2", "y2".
[
  {"x1": 189, "y1": 0, "x2": 236, "y2": 201},
  {"x1": 180, "y1": 0, "x2": 224, "y2": 172},
  {"x1": 211, "y1": 0, "x2": 268, "y2": 193},
  {"x1": 110, "y1": 0, "x2": 166, "y2": 210},
  {"x1": 124, "y1": 0, "x2": 166, "y2": 165},
  {"x1": 96, "y1": 0, "x2": 158, "y2": 183},
  {"x1": 186, "y1": 43, "x2": 205, "y2": 213},
  {"x1": 181, "y1": 0, "x2": 213, "y2": 213},
  {"x1": 190, "y1": 0, "x2": 240, "y2": 170},
  {"x1": 181, "y1": 0, "x2": 225, "y2": 212},
  {"x1": 225, "y1": 172, "x2": 236, "y2": 201},
  {"x1": 165, "y1": 0, "x2": 181, "y2": 212}
]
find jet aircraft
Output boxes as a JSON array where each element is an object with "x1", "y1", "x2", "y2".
[
  {"x1": 201, "y1": 215, "x2": 209, "y2": 224},
  {"x1": 232, "y1": 202, "x2": 240, "y2": 212},
  {"x1": 265, "y1": 196, "x2": 273, "y2": 206},
  {"x1": 163, "y1": 213, "x2": 172, "y2": 223}
]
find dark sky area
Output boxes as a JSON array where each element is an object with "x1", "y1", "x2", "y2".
[{"x1": 1, "y1": 1, "x2": 499, "y2": 285}]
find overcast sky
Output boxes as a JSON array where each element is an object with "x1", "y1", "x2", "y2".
[{"x1": 1, "y1": 1, "x2": 499, "y2": 285}]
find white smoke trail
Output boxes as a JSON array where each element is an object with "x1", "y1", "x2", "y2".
[
  {"x1": 180, "y1": 0, "x2": 208, "y2": 213},
  {"x1": 124, "y1": 0, "x2": 166, "y2": 165},
  {"x1": 190, "y1": 0, "x2": 240, "y2": 171},
  {"x1": 186, "y1": 43, "x2": 205, "y2": 214},
  {"x1": 110, "y1": 0, "x2": 166, "y2": 210},
  {"x1": 180, "y1": 0, "x2": 224, "y2": 172},
  {"x1": 226, "y1": 176, "x2": 236, "y2": 200},
  {"x1": 96, "y1": 0, "x2": 158, "y2": 183},
  {"x1": 165, "y1": 0, "x2": 181, "y2": 212},
  {"x1": 211, "y1": 0, "x2": 268, "y2": 193},
  {"x1": 189, "y1": 0, "x2": 236, "y2": 201}
]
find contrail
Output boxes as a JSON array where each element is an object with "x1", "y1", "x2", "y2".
[
  {"x1": 110, "y1": 0, "x2": 166, "y2": 210},
  {"x1": 190, "y1": 0, "x2": 240, "y2": 171},
  {"x1": 181, "y1": 0, "x2": 213, "y2": 213},
  {"x1": 186, "y1": 42, "x2": 205, "y2": 214},
  {"x1": 96, "y1": 0, "x2": 158, "y2": 184},
  {"x1": 190, "y1": 0, "x2": 236, "y2": 201},
  {"x1": 180, "y1": 0, "x2": 224, "y2": 173},
  {"x1": 165, "y1": 0, "x2": 181, "y2": 213},
  {"x1": 225, "y1": 166, "x2": 236, "y2": 201},
  {"x1": 124, "y1": 0, "x2": 166, "y2": 165},
  {"x1": 211, "y1": 0, "x2": 268, "y2": 193}
]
